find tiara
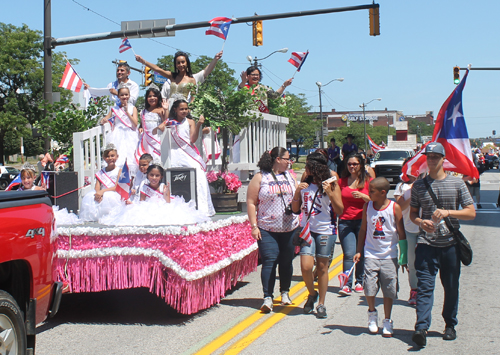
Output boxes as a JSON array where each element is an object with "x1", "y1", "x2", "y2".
[
  {"x1": 151, "y1": 159, "x2": 162, "y2": 166},
  {"x1": 147, "y1": 83, "x2": 159, "y2": 90},
  {"x1": 103, "y1": 143, "x2": 117, "y2": 151},
  {"x1": 117, "y1": 83, "x2": 129, "y2": 90},
  {"x1": 22, "y1": 162, "x2": 36, "y2": 171}
]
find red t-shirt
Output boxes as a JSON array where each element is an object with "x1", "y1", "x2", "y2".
[{"x1": 339, "y1": 177, "x2": 371, "y2": 220}]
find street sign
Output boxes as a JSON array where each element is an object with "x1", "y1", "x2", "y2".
[
  {"x1": 154, "y1": 72, "x2": 167, "y2": 84},
  {"x1": 121, "y1": 19, "x2": 175, "y2": 38}
]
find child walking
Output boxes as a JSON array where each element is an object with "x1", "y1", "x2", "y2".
[
  {"x1": 80, "y1": 144, "x2": 123, "y2": 222},
  {"x1": 353, "y1": 177, "x2": 407, "y2": 337}
]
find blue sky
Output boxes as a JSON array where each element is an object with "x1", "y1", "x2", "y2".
[{"x1": 2, "y1": 0, "x2": 499, "y2": 138}]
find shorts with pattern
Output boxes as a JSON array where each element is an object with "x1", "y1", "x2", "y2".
[{"x1": 363, "y1": 257, "x2": 399, "y2": 299}]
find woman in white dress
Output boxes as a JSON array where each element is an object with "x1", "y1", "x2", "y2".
[
  {"x1": 169, "y1": 99, "x2": 215, "y2": 216},
  {"x1": 100, "y1": 85, "x2": 139, "y2": 176}
]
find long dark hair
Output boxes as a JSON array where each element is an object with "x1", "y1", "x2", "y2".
[
  {"x1": 170, "y1": 99, "x2": 189, "y2": 120},
  {"x1": 257, "y1": 147, "x2": 287, "y2": 173},
  {"x1": 147, "y1": 163, "x2": 164, "y2": 178},
  {"x1": 173, "y1": 51, "x2": 193, "y2": 79},
  {"x1": 144, "y1": 87, "x2": 162, "y2": 110},
  {"x1": 341, "y1": 153, "x2": 369, "y2": 188},
  {"x1": 305, "y1": 153, "x2": 331, "y2": 192}
]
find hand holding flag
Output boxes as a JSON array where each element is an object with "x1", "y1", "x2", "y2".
[
  {"x1": 116, "y1": 160, "x2": 131, "y2": 201},
  {"x1": 206, "y1": 17, "x2": 232, "y2": 50}
]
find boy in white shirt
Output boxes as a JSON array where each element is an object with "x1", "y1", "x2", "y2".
[{"x1": 354, "y1": 177, "x2": 407, "y2": 337}]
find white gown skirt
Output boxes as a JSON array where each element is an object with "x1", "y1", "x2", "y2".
[{"x1": 79, "y1": 189, "x2": 123, "y2": 222}]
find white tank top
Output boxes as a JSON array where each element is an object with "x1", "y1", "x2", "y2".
[{"x1": 364, "y1": 200, "x2": 399, "y2": 259}]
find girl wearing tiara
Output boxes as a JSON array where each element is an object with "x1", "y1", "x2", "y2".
[
  {"x1": 80, "y1": 144, "x2": 123, "y2": 222},
  {"x1": 17, "y1": 163, "x2": 45, "y2": 191},
  {"x1": 100, "y1": 85, "x2": 139, "y2": 176},
  {"x1": 136, "y1": 87, "x2": 166, "y2": 163},
  {"x1": 100, "y1": 161, "x2": 210, "y2": 226},
  {"x1": 169, "y1": 99, "x2": 215, "y2": 216}
]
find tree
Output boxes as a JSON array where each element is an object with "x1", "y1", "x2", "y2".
[
  {"x1": 271, "y1": 93, "x2": 318, "y2": 162},
  {"x1": 0, "y1": 23, "x2": 73, "y2": 164},
  {"x1": 407, "y1": 118, "x2": 434, "y2": 142},
  {"x1": 326, "y1": 122, "x2": 396, "y2": 152}
]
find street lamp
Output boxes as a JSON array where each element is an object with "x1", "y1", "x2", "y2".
[
  {"x1": 247, "y1": 48, "x2": 288, "y2": 67},
  {"x1": 360, "y1": 98, "x2": 382, "y2": 152},
  {"x1": 316, "y1": 78, "x2": 344, "y2": 148}
]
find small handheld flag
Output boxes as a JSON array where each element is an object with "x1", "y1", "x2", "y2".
[
  {"x1": 59, "y1": 62, "x2": 83, "y2": 92},
  {"x1": 5, "y1": 174, "x2": 21, "y2": 191},
  {"x1": 41, "y1": 171, "x2": 51, "y2": 190},
  {"x1": 206, "y1": 17, "x2": 232, "y2": 40},
  {"x1": 367, "y1": 134, "x2": 384, "y2": 154},
  {"x1": 119, "y1": 38, "x2": 132, "y2": 53},
  {"x1": 116, "y1": 160, "x2": 131, "y2": 201},
  {"x1": 288, "y1": 51, "x2": 309, "y2": 72},
  {"x1": 298, "y1": 221, "x2": 313, "y2": 245},
  {"x1": 338, "y1": 264, "x2": 356, "y2": 289},
  {"x1": 55, "y1": 155, "x2": 69, "y2": 164}
]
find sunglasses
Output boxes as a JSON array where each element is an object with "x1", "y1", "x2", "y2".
[{"x1": 347, "y1": 163, "x2": 360, "y2": 167}]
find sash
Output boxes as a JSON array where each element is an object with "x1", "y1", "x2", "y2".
[
  {"x1": 141, "y1": 184, "x2": 164, "y2": 199},
  {"x1": 111, "y1": 105, "x2": 134, "y2": 130},
  {"x1": 256, "y1": 99, "x2": 269, "y2": 113},
  {"x1": 171, "y1": 125, "x2": 207, "y2": 172},
  {"x1": 95, "y1": 169, "x2": 116, "y2": 189},
  {"x1": 202, "y1": 132, "x2": 221, "y2": 162}
]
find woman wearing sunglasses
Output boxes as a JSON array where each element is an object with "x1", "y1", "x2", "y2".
[{"x1": 338, "y1": 153, "x2": 372, "y2": 296}]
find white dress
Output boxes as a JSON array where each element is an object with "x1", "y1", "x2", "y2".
[
  {"x1": 99, "y1": 183, "x2": 210, "y2": 226},
  {"x1": 171, "y1": 118, "x2": 215, "y2": 216},
  {"x1": 79, "y1": 166, "x2": 123, "y2": 222},
  {"x1": 139, "y1": 109, "x2": 163, "y2": 160},
  {"x1": 106, "y1": 103, "x2": 139, "y2": 176}
]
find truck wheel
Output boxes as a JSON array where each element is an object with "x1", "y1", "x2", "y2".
[
  {"x1": 0, "y1": 180, "x2": 7, "y2": 190},
  {"x1": 0, "y1": 290, "x2": 26, "y2": 355}
]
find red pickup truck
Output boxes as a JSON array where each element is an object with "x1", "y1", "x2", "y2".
[{"x1": 0, "y1": 190, "x2": 62, "y2": 354}]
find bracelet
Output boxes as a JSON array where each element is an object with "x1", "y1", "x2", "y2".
[
  {"x1": 251, "y1": 223, "x2": 258, "y2": 229},
  {"x1": 419, "y1": 220, "x2": 424, "y2": 228}
]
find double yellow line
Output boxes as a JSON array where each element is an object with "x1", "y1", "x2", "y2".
[{"x1": 195, "y1": 253, "x2": 344, "y2": 355}]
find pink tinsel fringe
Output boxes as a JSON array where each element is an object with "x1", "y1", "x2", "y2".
[{"x1": 56, "y1": 252, "x2": 258, "y2": 314}]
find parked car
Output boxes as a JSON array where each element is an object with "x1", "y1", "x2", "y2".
[
  {"x1": 484, "y1": 155, "x2": 499, "y2": 170},
  {"x1": 0, "y1": 166, "x2": 21, "y2": 190}
]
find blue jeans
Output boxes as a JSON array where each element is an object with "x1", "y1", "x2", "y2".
[
  {"x1": 300, "y1": 232, "x2": 337, "y2": 258},
  {"x1": 414, "y1": 243, "x2": 461, "y2": 331},
  {"x1": 257, "y1": 228, "x2": 296, "y2": 299},
  {"x1": 338, "y1": 219, "x2": 364, "y2": 288}
]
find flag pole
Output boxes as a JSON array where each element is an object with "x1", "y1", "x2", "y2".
[{"x1": 221, "y1": 40, "x2": 226, "y2": 52}]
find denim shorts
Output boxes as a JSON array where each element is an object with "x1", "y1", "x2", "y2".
[{"x1": 299, "y1": 231, "x2": 336, "y2": 259}]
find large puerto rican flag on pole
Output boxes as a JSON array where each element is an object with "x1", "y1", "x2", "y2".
[
  {"x1": 116, "y1": 160, "x2": 131, "y2": 200},
  {"x1": 367, "y1": 134, "x2": 384, "y2": 153},
  {"x1": 59, "y1": 62, "x2": 83, "y2": 92},
  {"x1": 288, "y1": 51, "x2": 309, "y2": 72},
  {"x1": 205, "y1": 17, "x2": 232, "y2": 40},
  {"x1": 432, "y1": 69, "x2": 479, "y2": 179}
]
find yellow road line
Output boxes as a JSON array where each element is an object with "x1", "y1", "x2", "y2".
[
  {"x1": 194, "y1": 253, "x2": 344, "y2": 355},
  {"x1": 224, "y1": 262, "x2": 343, "y2": 354}
]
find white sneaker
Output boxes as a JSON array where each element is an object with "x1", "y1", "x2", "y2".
[
  {"x1": 260, "y1": 297, "x2": 273, "y2": 313},
  {"x1": 368, "y1": 310, "x2": 378, "y2": 334},
  {"x1": 382, "y1": 319, "x2": 393, "y2": 337},
  {"x1": 281, "y1": 292, "x2": 292, "y2": 305}
]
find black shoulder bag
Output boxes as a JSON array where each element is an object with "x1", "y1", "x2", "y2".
[{"x1": 423, "y1": 179, "x2": 473, "y2": 266}]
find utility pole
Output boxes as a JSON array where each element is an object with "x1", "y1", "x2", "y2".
[{"x1": 43, "y1": 0, "x2": 52, "y2": 151}]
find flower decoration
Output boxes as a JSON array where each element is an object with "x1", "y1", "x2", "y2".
[{"x1": 207, "y1": 170, "x2": 242, "y2": 194}]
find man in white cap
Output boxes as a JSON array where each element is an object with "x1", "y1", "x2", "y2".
[{"x1": 409, "y1": 142, "x2": 475, "y2": 347}]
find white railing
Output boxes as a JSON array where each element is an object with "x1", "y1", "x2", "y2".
[{"x1": 73, "y1": 112, "x2": 288, "y2": 209}]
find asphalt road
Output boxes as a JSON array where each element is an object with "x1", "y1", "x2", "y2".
[{"x1": 35, "y1": 170, "x2": 500, "y2": 354}]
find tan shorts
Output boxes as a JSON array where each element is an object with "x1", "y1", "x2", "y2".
[{"x1": 363, "y1": 258, "x2": 399, "y2": 299}]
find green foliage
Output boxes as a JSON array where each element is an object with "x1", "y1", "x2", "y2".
[
  {"x1": 407, "y1": 118, "x2": 435, "y2": 142},
  {"x1": 327, "y1": 122, "x2": 396, "y2": 151},
  {"x1": 0, "y1": 22, "x2": 74, "y2": 163},
  {"x1": 3, "y1": 130, "x2": 44, "y2": 157},
  {"x1": 36, "y1": 97, "x2": 111, "y2": 157}
]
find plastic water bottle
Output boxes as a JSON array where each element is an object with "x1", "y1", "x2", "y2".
[{"x1": 436, "y1": 219, "x2": 450, "y2": 235}]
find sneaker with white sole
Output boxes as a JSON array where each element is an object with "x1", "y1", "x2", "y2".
[
  {"x1": 368, "y1": 310, "x2": 378, "y2": 334},
  {"x1": 303, "y1": 292, "x2": 318, "y2": 313},
  {"x1": 382, "y1": 318, "x2": 393, "y2": 337},
  {"x1": 281, "y1": 292, "x2": 292, "y2": 305},
  {"x1": 354, "y1": 283, "x2": 364, "y2": 293},
  {"x1": 260, "y1": 297, "x2": 273, "y2": 313},
  {"x1": 316, "y1": 304, "x2": 327, "y2": 318},
  {"x1": 339, "y1": 286, "x2": 352, "y2": 296}
]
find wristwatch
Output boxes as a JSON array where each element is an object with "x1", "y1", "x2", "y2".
[{"x1": 251, "y1": 223, "x2": 258, "y2": 230}]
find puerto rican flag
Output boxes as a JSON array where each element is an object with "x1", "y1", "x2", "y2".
[
  {"x1": 205, "y1": 17, "x2": 232, "y2": 40},
  {"x1": 56, "y1": 155, "x2": 69, "y2": 164},
  {"x1": 432, "y1": 69, "x2": 478, "y2": 179},
  {"x1": 119, "y1": 38, "x2": 132, "y2": 53},
  {"x1": 299, "y1": 221, "x2": 313, "y2": 245},
  {"x1": 401, "y1": 142, "x2": 430, "y2": 182},
  {"x1": 5, "y1": 174, "x2": 21, "y2": 191},
  {"x1": 41, "y1": 171, "x2": 51, "y2": 189},
  {"x1": 338, "y1": 264, "x2": 355, "y2": 289},
  {"x1": 288, "y1": 51, "x2": 309, "y2": 72},
  {"x1": 59, "y1": 62, "x2": 83, "y2": 92},
  {"x1": 116, "y1": 160, "x2": 131, "y2": 200},
  {"x1": 367, "y1": 134, "x2": 384, "y2": 153}
]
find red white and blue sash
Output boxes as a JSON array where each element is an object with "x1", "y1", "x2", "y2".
[
  {"x1": 141, "y1": 184, "x2": 164, "y2": 200},
  {"x1": 171, "y1": 123, "x2": 207, "y2": 172},
  {"x1": 95, "y1": 169, "x2": 116, "y2": 189},
  {"x1": 111, "y1": 105, "x2": 134, "y2": 130}
]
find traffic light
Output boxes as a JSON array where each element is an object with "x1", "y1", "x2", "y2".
[
  {"x1": 145, "y1": 66, "x2": 153, "y2": 86},
  {"x1": 453, "y1": 66, "x2": 460, "y2": 85},
  {"x1": 369, "y1": 6, "x2": 380, "y2": 36},
  {"x1": 253, "y1": 20, "x2": 263, "y2": 46}
]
